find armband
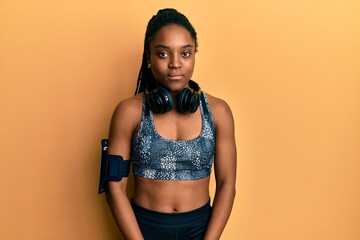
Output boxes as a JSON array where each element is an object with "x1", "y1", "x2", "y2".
[{"x1": 98, "y1": 139, "x2": 131, "y2": 194}]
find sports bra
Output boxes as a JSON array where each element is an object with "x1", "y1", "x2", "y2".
[{"x1": 131, "y1": 92, "x2": 216, "y2": 180}]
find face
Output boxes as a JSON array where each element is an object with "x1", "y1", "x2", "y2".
[{"x1": 148, "y1": 24, "x2": 196, "y2": 93}]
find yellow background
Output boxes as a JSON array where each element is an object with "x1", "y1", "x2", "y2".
[{"x1": 1, "y1": 0, "x2": 359, "y2": 239}]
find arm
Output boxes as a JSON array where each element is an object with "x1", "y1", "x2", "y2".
[
  {"x1": 105, "y1": 97, "x2": 144, "y2": 240},
  {"x1": 204, "y1": 98, "x2": 237, "y2": 240}
]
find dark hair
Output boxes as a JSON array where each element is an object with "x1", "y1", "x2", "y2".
[{"x1": 134, "y1": 8, "x2": 198, "y2": 95}]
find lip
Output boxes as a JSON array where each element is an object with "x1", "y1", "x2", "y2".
[{"x1": 167, "y1": 74, "x2": 184, "y2": 80}]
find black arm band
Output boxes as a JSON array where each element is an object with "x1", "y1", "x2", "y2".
[{"x1": 98, "y1": 139, "x2": 131, "y2": 194}]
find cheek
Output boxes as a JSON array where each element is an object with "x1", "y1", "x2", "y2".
[
  {"x1": 151, "y1": 62, "x2": 166, "y2": 74},
  {"x1": 185, "y1": 59, "x2": 195, "y2": 74},
  {"x1": 150, "y1": 63, "x2": 167, "y2": 80}
]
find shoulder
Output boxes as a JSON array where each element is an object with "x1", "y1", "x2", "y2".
[
  {"x1": 108, "y1": 94, "x2": 144, "y2": 154},
  {"x1": 110, "y1": 93, "x2": 144, "y2": 132},
  {"x1": 106, "y1": 94, "x2": 141, "y2": 185},
  {"x1": 203, "y1": 92, "x2": 234, "y2": 127},
  {"x1": 112, "y1": 94, "x2": 143, "y2": 119}
]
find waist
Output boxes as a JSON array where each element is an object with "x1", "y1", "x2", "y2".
[
  {"x1": 131, "y1": 198, "x2": 211, "y2": 226},
  {"x1": 133, "y1": 176, "x2": 210, "y2": 212}
]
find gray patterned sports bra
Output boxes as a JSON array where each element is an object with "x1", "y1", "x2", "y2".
[{"x1": 131, "y1": 92, "x2": 216, "y2": 180}]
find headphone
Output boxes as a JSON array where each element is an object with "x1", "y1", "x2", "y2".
[{"x1": 145, "y1": 80, "x2": 201, "y2": 114}]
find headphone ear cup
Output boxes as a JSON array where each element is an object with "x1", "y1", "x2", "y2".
[
  {"x1": 177, "y1": 88, "x2": 200, "y2": 113},
  {"x1": 148, "y1": 87, "x2": 173, "y2": 114},
  {"x1": 187, "y1": 93, "x2": 200, "y2": 113},
  {"x1": 157, "y1": 87, "x2": 173, "y2": 113},
  {"x1": 177, "y1": 88, "x2": 191, "y2": 113}
]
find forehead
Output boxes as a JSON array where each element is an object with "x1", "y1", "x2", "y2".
[{"x1": 151, "y1": 24, "x2": 195, "y2": 47}]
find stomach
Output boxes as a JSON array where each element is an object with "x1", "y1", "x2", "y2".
[{"x1": 132, "y1": 176, "x2": 210, "y2": 213}]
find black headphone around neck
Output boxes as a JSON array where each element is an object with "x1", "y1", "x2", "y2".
[{"x1": 145, "y1": 80, "x2": 201, "y2": 114}]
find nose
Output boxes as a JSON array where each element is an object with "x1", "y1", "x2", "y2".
[{"x1": 168, "y1": 54, "x2": 182, "y2": 69}]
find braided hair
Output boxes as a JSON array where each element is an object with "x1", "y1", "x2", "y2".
[{"x1": 134, "y1": 8, "x2": 198, "y2": 95}]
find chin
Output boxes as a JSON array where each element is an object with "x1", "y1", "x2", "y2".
[
  {"x1": 168, "y1": 81, "x2": 190, "y2": 92},
  {"x1": 156, "y1": 79, "x2": 189, "y2": 91}
]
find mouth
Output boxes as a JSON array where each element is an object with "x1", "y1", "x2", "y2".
[{"x1": 167, "y1": 74, "x2": 184, "y2": 80}]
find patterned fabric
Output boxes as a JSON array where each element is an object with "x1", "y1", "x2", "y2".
[{"x1": 131, "y1": 92, "x2": 216, "y2": 180}]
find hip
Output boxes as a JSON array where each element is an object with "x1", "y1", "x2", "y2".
[{"x1": 131, "y1": 199, "x2": 211, "y2": 240}]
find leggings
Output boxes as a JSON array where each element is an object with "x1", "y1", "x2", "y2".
[{"x1": 131, "y1": 199, "x2": 211, "y2": 240}]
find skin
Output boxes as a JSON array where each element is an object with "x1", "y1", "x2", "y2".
[
  {"x1": 148, "y1": 24, "x2": 196, "y2": 95},
  {"x1": 106, "y1": 24, "x2": 236, "y2": 240}
]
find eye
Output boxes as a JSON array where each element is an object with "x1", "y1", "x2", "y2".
[
  {"x1": 182, "y1": 51, "x2": 191, "y2": 58},
  {"x1": 158, "y1": 51, "x2": 169, "y2": 58}
]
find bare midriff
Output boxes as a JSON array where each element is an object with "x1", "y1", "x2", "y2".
[{"x1": 132, "y1": 176, "x2": 210, "y2": 213}]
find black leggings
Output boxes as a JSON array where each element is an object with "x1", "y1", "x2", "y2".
[{"x1": 131, "y1": 199, "x2": 211, "y2": 240}]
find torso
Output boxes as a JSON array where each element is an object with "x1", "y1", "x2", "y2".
[{"x1": 130, "y1": 92, "x2": 216, "y2": 213}]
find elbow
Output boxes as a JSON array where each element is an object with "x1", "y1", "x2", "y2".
[
  {"x1": 229, "y1": 185, "x2": 236, "y2": 204},
  {"x1": 228, "y1": 184, "x2": 236, "y2": 200},
  {"x1": 105, "y1": 191, "x2": 112, "y2": 205},
  {"x1": 105, "y1": 190, "x2": 117, "y2": 208},
  {"x1": 217, "y1": 180, "x2": 236, "y2": 199},
  {"x1": 104, "y1": 183, "x2": 125, "y2": 206}
]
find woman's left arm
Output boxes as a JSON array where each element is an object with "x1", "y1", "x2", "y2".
[{"x1": 204, "y1": 97, "x2": 237, "y2": 240}]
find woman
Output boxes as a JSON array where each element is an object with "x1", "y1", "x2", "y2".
[{"x1": 105, "y1": 8, "x2": 236, "y2": 240}]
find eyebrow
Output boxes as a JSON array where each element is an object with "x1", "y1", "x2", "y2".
[{"x1": 154, "y1": 44, "x2": 194, "y2": 49}]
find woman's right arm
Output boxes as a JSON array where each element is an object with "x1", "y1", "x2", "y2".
[{"x1": 105, "y1": 97, "x2": 144, "y2": 240}]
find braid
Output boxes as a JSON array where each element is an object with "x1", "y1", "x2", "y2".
[
  {"x1": 134, "y1": 52, "x2": 155, "y2": 95},
  {"x1": 134, "y1": 8, "x2": 198, "y2": 95}
]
